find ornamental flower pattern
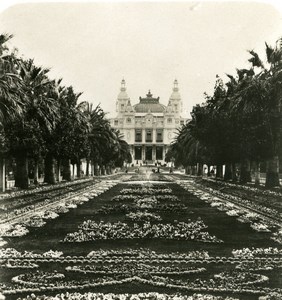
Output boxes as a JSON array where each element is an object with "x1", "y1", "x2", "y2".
[{"x1": 0, "y1": 176, "x2": 281, "y2": 299}]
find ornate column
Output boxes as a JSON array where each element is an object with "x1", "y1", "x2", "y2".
[{"x1": 142, "y1": 129, "x2": 145, "y2": 143}]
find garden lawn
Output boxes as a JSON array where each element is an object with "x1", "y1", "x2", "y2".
[{"x1": 0, "y1": 175, "x2": 281, "y2": 300}]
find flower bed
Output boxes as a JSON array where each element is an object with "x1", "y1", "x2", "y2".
[
  {"x1": 135, "y1": 197, "x2": 158, "y2": 208},
  {"x1": 0, "y1": 180, "x2": 118, "y2": 231},
  {"x1": 86, "y1": 249, "x2": 210, "y2": 260},
  {"x1": 0, "y1": 178, "x2": 281, "y2": 299},
  {"x1": 66, "y1": 262, "x2": 206, "y2": 275},
  {"x1": 120, "y1": 186, "x2": 172, "y2": 195},
  {"x1": 125, "y1": 211, "x2": 162, "y2": 221},
  {"x1": 112, "y1": 194, "x2": 179, "y2": 202},
  {"x1": 0, "y1": 224, "x2": 29, "y2": 237},
  {"x1": 6, "y1": 270, "x2": 271, "y2": 297},
  {"x1": 202, "y1": 178, "x2": 282, "y2": 201},
  {"x1": 97, "y1": 203, "x2": 188, "y2": 215},
  {"x1": 232, "y1": 247, "x2": 282, "y2": 259},
  {"x1": 1, "y1": 260, "x2": 38, "y2": 269},
  {"x1": 64, "y1": 219, "x2": 223, "y2": 243},
  {"x1": 177, "y1": 180, "x2": 281, "y2": 243},
  {"x1": 196, "y1": 180, "x2": 282, "y2": 221},
  {"x1": 236, "y1": 260, "x2": 282, "y2": 271},
  {"x1": 23, "y1": 216, "x2": 46, "y2": 228},
  {"x1": 15, "y1": 292, "x2": 240, "y2": 300}
]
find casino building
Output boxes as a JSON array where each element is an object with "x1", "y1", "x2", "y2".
[{"x1": 110, "y1": 79, "x2": 188, "y2": 165}]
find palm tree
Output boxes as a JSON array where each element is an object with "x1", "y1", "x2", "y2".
[
  {"x1": 0, "y1": 34, "x2": 23, "y2": 191},
  {"x1": 19, "y1": 59, "x2": 58, "y2": 185},
  {"x1": 236, "y1": 43, "x2": 282, "y2": 187},
  {"x1": 263, "y1": 41, "x2": 282, "y2": 187},
  {"x1": 51, "y1": 84, "x2": 85, "y2": 182},
  {"x1": 110, "y1": 129, "x2": 131, "y2": 171},
  {"x1": 5, "y1": 58, "x2": 58, "y2": 188},
  {"x1": 170, "y1": 119, "x2": 205, "y2": 175},
  {"x1": 88, "y1": 105, "x2": 113, "y2": 176}
]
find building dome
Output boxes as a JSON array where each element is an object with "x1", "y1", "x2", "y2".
[
  {"x1": 169, "y1": 91, "x2": 181, "y2": 100},
  {"x1": 133, "y1": 90, "x2": 166, "y2": 113},
  {"x1": 118, "y1": 91, "x2": 129, "y2": 100},
  {"x1": 134, "y1": 102, "x2": 166, "y2": 113},
  {"x1": 118, "y1": 79, "x2": 130, "y2": 100},
  {"x1": 169, "y1": 79, "x2": 181, "y2": 101}
]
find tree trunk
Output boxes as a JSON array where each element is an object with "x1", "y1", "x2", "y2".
[
  {"x1": 76, "y1": 158, "x2": 81, "y2": 178},
  {"x1": 33, "y1": 158, "x2": 39, "y2": 185},
  {"x1": 197, "y1": 163, "x2": 203, "y2": 176},
  {"x1": 62, "y1": 159, "x2": 72, "y2": 181},
  {"x1": 100, "y1": 165, "x2": 106, "y2": 175},
  {"x1": 231, "y1": 162, "x2": 238, "y2": 182},
  {"x1": 240, "y1": 159, "x2": 251, "y2": 184},
  {"x1": 15, "y1": 153, "x2": 29, "y2": 189},
  {"x1": 191, "y1": 165, "x2": 196, "y2": 175},
  {"x1": 56, "y1": 159, "x2": 61, "y2": 183},
  {"x1": 265, "y1": 156, "x2": 280, "y2": 188},
  {"x1": 254, "y1": 161, "x2": 261, "y2": 187},
  {"x1": 207, "y1": 165, "x2": 211, "y2": 177},
  {"x1": 72, "y1": 164, "x2": 75, "y2": 179},
  {"x1": 188, "y1": 166, "x2": 192, "y2": 175},
  {"x1": 216, "y1": 164, "x2": 223, "y2": 179},
  {"x1": 86, "y1": 158, "x2": 90, "y2": 176},
  {"x1": 94, "y1": 162, "x2": 99, "y2": 176},
  {"x1": 44, "y1": 153, "x2": 56, "y2": 184},
  {"x1": 224, "y1": 163, "x2": 232, "y2": 181},
  {"x1": 0, "y1": 158, "x2": 5, "y2": 192}
]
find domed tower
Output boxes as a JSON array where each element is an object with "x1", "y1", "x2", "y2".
[
  {"x1": 116, "y1": 79, "x2": 131, "y2": 114},
  {"x1": 167, "y1": 79, "x2": 182, "y2": 114}
]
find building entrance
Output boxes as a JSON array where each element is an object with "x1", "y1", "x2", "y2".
[
  {"x1": 145, "y1": 146, "x2": 153, "y2": 161},
  {"x1": 134, "y1": 146, "x2": 142, "y2": 160},
  {"x1": 156, "y1": 146, "x2": 163, "y2": 160}
]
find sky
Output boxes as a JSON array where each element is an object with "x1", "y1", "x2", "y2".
[{"x1": 0, "y1": 0, "x2": 282, "y2": 118}]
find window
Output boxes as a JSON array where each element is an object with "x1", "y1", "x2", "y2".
[
  {"x1": 156, "y1": 129, "x2": 163, "y2": 142},
  {"x1": 180, "y1": 120, "x2": 184, "y2": 126},
  {"x1": 121, "y1": 104, "x2": 124, "y2": 109},
  {"x1": 127, "y1": 117, "x2": 131, "y2": 123},
  {"x1": 167, "y1": 118, "x2": 172, "y2": 123},
  {"x1": 114, "y1": 120, "x2": 118, "y2": 126},
  {"x1": 174, "y1": 104, "x2": 178, "y2": 111},
  {"x1": 135, "y1": 129, "x2": 142, "y2": 142},
  {"x1": 146, "y1": 129, "x2": 152, "y2": 142}
]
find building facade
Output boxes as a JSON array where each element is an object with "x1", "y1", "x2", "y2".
[{"x1": 110, "y1": 79, "x2": 187, "y2": 165}]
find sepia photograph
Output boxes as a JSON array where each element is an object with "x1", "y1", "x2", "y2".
[{"x1": 0, "y1": 0, "x2": 281, "y2": 299}]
